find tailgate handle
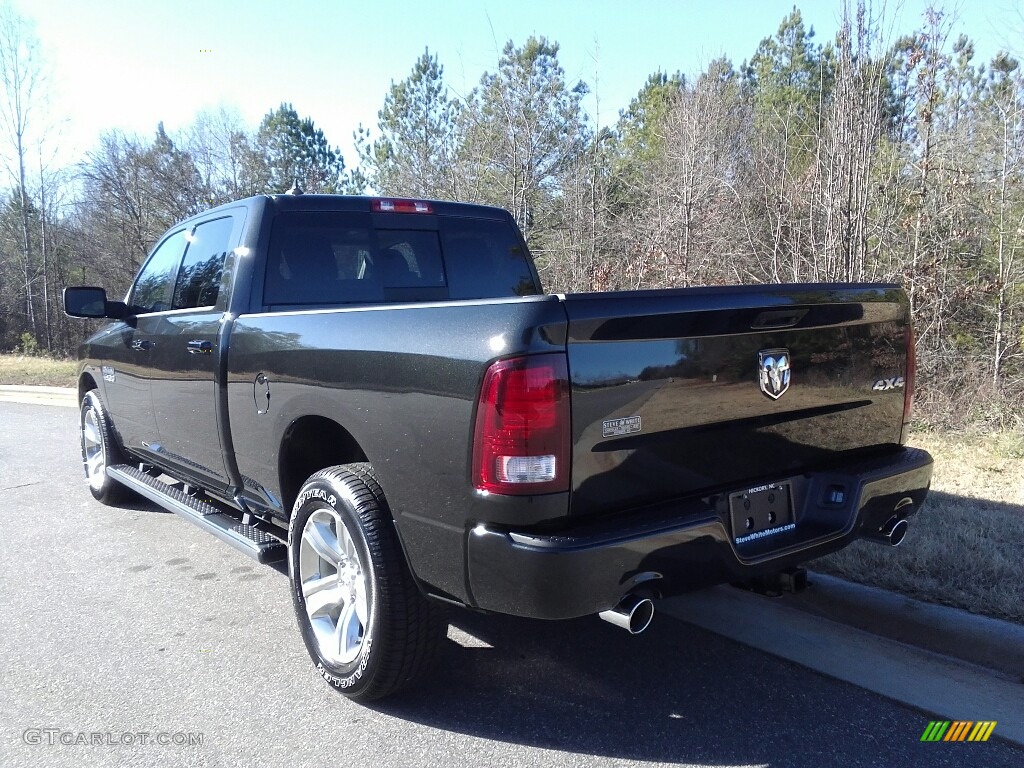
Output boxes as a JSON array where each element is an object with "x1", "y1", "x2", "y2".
[{"x1": 751, "y1": 309, "x2": 808, "y2": 330}]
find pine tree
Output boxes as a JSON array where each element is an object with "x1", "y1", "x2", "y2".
[
  {"x1": 251, "y1": 103, "x2": 350, "y2": 194},
  {"x1": 362, "y1": 49, "x2": 459, "y2": 198},
  {"x1": 458, "y1": 37, "x2": 590, "y2": 247}
]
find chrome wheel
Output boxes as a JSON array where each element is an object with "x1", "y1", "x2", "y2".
[
  {"x1": 79, "y1": 391, "x2": 131, "y2": 505},
  {"x1": 298, "y1": 507, "x2": 369, "y2": 665},
  {"x1": 82, "y1": 406, "x2": 106, "y2": 490},
  {"x1": 289, "y1": 465, "x2": 444, "y2": 699}
]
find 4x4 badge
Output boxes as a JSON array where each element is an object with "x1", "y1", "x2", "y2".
[{"x1": 758, "y1": 349, "x2": 791, "y2": 400}]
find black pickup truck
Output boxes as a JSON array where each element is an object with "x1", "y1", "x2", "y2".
[{"x1": 65, "y1": 193, "x2": 932, "y2": 700}]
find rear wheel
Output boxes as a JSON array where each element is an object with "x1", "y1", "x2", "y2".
[
  {"x1": 80, "y1": 390, "x2": 132, "y2": 505},
  {"x1": 288, "y1": 463, "x2": 445, "y2": 700}
]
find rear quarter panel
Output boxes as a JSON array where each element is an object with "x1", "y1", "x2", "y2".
[{"x1": 225, "y1": 295, "x2": 569, "y2": 602}]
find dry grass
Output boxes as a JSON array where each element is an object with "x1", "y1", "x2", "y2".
[
  {"x1": 0, "y1": 354, "x2": 78, "y2": 387},
  {"x1": 816, "y1": 430, "x2": 1024, "y2": 624}
]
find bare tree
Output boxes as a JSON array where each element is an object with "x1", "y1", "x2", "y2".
[
  {"x1": 635, "y1": 58, "x2": 752, "y2": 288},
  {"x1": 811, "y1": 0, "x2": 888, "y2": 283},
  {"x1": 0, "y1": 2, "x2": 44, "y2": 344},
  {"x1": 981, "y1": 56, "x2": 1024, "y2": 385},
  {"x1": 184, "y1": 105, "x2": 251, "y2": 203}
]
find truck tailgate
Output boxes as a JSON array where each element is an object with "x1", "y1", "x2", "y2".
[{"x1": 563, "y1": 284, "x2": 910, "y2": 517}]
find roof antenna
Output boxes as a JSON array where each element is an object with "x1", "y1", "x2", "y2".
[{"x1": 287, "y1": 178, "x2": 304, "y2": 195}]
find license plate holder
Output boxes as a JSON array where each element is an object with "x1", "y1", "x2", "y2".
[{"x1": 729, "y1": 482, "x2": 794, "y2": 543}]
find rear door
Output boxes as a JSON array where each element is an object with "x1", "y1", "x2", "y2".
[
  {"x1": 562, "y1": 284, "x2": 910, "y2": 518},
  {"x1": 146, "y1": 214, "x2": 240, "y2": 492}
]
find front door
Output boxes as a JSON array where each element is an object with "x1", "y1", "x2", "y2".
[{"x1": 101, "y1": 229, "x2": 189, "y2": 456}]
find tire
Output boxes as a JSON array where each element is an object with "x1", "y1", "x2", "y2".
[
  {"x1": 80, "y1": 390, "x2": 132, "y2": 505},
  {"x1": 288, "y1": 463, "x2": 445, "y2": 700}
]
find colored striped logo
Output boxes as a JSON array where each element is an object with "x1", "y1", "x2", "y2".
[{"x1": 921, "y1": 721, "x2": 997, "y2": 742}]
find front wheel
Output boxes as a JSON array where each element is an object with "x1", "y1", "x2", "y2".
[
  {"x1": 80, "y1": 390, "x2": 132, "y2": 505},
  {"x1": 288, "y1": 464, "x2": 445, "y2": 700}
]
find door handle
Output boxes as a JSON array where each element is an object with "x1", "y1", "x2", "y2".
[
  {"x1": 187, "y1": 340, "x2": 214, "y2": 355},
  {"x1": 131, "y1": 339, "x2": 153, "y2": 351}
]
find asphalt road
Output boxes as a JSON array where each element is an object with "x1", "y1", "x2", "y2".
[{"x1": 0, "y1": 402, "x2": 1020, "y2": 768}]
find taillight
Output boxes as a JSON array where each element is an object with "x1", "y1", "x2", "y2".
[
  {"x1": 472, "y1": 354, "x2": 571, "y2": 495},
  {"x1": 371, "y1": 198, "x2": 434, "y2": 214},
  {"x1": 904, "y1": 324, "x2": 916, "y2": 425}
]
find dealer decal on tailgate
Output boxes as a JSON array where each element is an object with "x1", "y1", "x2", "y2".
[{"x1": 602, "y1": 416, "x2": 642, "y2": 438}]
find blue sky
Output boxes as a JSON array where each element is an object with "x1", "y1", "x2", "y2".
[{"x1": 15, "y1": 0, "x2": 1024, "y2": 169}]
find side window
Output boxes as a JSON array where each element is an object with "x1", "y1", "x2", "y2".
[
  {"x1": 131, "y1": 230, "x2": 188, "y2": 314},
  {"x1": 173, "y1": 216, "x2": 234, "y2": 309}
]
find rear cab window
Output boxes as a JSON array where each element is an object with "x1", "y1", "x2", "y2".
[
  {"x1": 439, "y1": 217, "x2": 539, "y2": 300},
  {"x1": 262, "y1": 209, "x2": 540, "y2": 308}
]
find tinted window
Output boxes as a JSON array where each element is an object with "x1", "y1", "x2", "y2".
[
  {"x1": 262, "y1": 211, "x2": 540, "y2": 306},
  {"x1": 376, "y1": 230, "x2": 445, "y2": 289},
  {"x1": 440, "y1": 217, "x2": 540, "y2": 299},
  {"x1": 173, "y1": 217, "x2": 234, "y2": 309},
  {"x1": 131, "y1": 230, "x2": 188, "y2": 314},
  {"x1": 264, "y1": 212, "x2": 384, "y2": 305}
]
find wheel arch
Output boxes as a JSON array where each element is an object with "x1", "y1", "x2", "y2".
[
  {"x1": 78, "y1": 371, "x2": 98, "y2": 401},
  {"x1": 78, "y1": 375, "x2": 130, "y2": 460},
  {"x1": 278, "y1": 415, "x2": 369, "y2": 517}
]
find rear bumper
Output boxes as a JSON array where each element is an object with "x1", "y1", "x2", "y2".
[{"x1": 466, "y1": 446, "x2": 933, "y2": 619}]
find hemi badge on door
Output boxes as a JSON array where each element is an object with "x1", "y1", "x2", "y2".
[{"x1": 603, "y1": 416, "x2": 642, "y2": 438}]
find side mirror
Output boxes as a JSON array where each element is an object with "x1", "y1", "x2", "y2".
[{"x1": 63, "y1": 287, "x2": 127, "y2": 319}]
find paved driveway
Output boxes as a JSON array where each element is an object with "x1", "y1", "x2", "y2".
[{"x1": 1, "y1": 402, "x2": 1019, "y2": 767}]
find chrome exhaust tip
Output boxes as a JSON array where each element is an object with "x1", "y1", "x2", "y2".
[
  {"x1": 882, "y1": 517, "x2": 909, "y2": 547},
  {"x1": 864, "y1": 497, "x2": 913, "y2": 547},
  {"x1": 598, "y1": 594, "x2": 655, "y2": 635},
  {"x1": 865, "y1": 515, "x2": 908, "y2": 547}
]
